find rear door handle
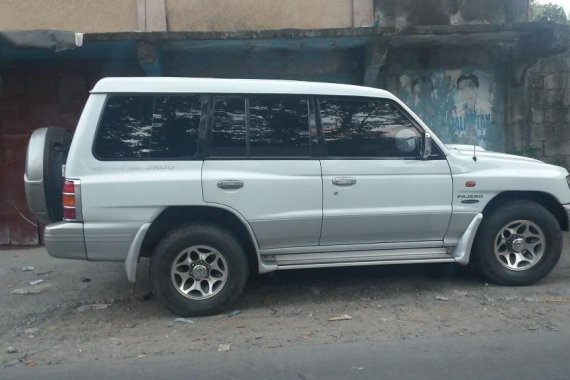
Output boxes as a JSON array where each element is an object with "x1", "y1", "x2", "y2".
[
  {"x1": 217, "y1": 180, "x2": 244, "y2": 190},
  {"x1": 332, "y1": 177, "x2": 357, "y2": 186}
]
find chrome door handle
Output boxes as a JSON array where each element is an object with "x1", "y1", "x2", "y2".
[
  {"x1": 332, "y1": 177, "x2": 356, "y2": 186},
  {"x1": 217, "y1": 180, "x2": 244, "y2": 190}
]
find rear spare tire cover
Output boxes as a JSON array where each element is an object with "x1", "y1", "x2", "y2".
[{"x1": 24, "y1": 127, "x2": 72, "y2": 224}]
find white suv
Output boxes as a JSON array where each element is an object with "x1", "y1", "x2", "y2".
[{"x1": 24, "y1": 77, "x2": 570, "y2": 316}]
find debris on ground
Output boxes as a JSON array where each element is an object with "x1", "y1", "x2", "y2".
[
  {"x1": 29, "y1": 279, "x2": 44, "y2": 286},
  {"x1": 76, "y1": 304, "x2": 110, "y2": 312},
  {"x1": 174, "y1": 318, "x2": 195, "y2": 324},
  {"x1": 217, "y1": 344, "x2": 231, "y2": 352},
  {"x1": 6, "y1": 346, "x2": 17, "y2": 354},
  {"x1": 543, "y1": 298, "x2": 570, "y2": 303},
  {"x1": 24, "y1": 327, "x2": 40, "y2": 335},
  {"x1": 81, "y1": 278, "x2": 91, "y2": 283},
  {"x1": 10, "y1": 284, "x2": 49, "y2": 295},
  {"x1": 21, "y1": 266, "x2": 35, "y2": 272},
  {"x1": 36, "y1": 270, "x2": 54, "y2": 276},
  {"x1": 435, "y1": 296, "x2": 449, "y2": 301},
  {"x1": 328, "y1": 314, "x2": 352, "y2": 322},
  {"x1": 227, "y1": 310, "x2": 241, "y2": 318},
  {"x1": 138, "y1": 292, "x2": 153, "y2": 302}
]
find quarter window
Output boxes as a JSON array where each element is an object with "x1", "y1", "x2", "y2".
[
  {"x1": 93, "y1": 95, "x2": 202, "y2": 160},
  {"x1": 319, "y1": 98, "x2": 421, "y2": 158}
]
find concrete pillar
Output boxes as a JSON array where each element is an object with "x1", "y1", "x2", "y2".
[
  {"x1": 363, "y1": 40, "x2": 388, "y2": 87},
  {"x1": 353, "y1": 0, "x2": 374, "y2": 27},
  {"x1": 137, "y1": 0, "x2": 167, "y2": 32}
]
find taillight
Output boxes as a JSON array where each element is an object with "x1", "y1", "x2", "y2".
[{"x1": 63, "y1": 180, "x2": 81, "y2": 221}]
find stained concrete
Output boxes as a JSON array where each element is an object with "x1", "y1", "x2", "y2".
[{"x1": 373, "y1": 0, "x2": 528, "y2": 28}]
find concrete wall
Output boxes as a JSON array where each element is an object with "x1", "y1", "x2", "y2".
[
  {"x1": 0, "y1": 0, "x2": 138, "y2": 33},
  {"x1": 524, "y1": 51, "x2": 570, "y2": 167},
  {"x1": 166, "y1": 0, "x2": 353, "y2": 31},
  {"x1": 0, "y1": 0, "x2": 357, "y2": 33},
  {"x1": 374, "y1": 0, "x2": 529, "y2": 27}
]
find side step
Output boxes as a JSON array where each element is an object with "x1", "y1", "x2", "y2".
[{"x1": 263, "y1": 247, "x2": 456, "y2": 270}]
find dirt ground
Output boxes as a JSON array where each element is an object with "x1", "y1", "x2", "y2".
[{"x1": 1, "y1": 237, "x2": 570, "y2": 368}]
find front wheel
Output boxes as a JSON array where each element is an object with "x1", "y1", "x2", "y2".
[
  {"x1": 150, "y1": 223, "x2": 249, "y2": 316},
  {"x1": 472, "y1": 200, "x2": 562, "y2": 286}
]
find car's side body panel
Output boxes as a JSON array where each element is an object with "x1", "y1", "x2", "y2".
[
  {"x1": 319, "y1": 159, "x2": 453, "y2": 245},
  {"x1": 64, "y1": 94, "x2": 207, "y2": 261},
  {"x1": 202, "y1": 160, "x2": 323, "y2": 250}
]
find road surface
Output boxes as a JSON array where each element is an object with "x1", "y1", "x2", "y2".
[{"x1": 2, "y1": 332, "x2": 569, "y2": 379}]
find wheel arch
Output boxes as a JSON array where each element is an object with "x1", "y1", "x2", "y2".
[
  {"x1": 140, "y1": 205, "x2": 266, "y2": 274},
  {"x1": 482, "y1": 191, "x2": 568, "y2": 232}
]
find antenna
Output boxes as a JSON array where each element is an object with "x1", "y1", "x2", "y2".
[{"x1": 472, "y1": 145, "x2": 477, "y2": 162}]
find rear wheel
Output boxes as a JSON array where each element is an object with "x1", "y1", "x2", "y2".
[
  {"x1": 150, "y1": 223, "x2": 249, "y2": 316},
  {"x1": 472, "y1": 200, "x2": 562, "y2": 286}
]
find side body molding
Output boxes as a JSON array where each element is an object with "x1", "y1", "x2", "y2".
[{"x1": 451, "y1": 213, "x2": 483, "y2": 265}]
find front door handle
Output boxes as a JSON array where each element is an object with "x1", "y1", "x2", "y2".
[
  {"x1": 332, "y1": 177, "x2": 357, "y2": 186},
  {"x1": 217, "y1": 180, "x2": 244, "y2": 190}
]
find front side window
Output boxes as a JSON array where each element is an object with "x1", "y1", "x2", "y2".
[
  {"x1": 319, "y1": 98, "x2": 422, "y2": 158},
  {"x1": 93, "y1": 95, "x2": 202, "y2": 160}
]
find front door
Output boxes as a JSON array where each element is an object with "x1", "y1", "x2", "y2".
[
  {"x1": 202, "y1": 95, "x2": 322, "y2": 250},
  {"x1": 317, "y1": 96, "x2": 452, "y2": 246}
]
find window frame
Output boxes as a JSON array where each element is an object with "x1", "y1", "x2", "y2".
[
  {"x1": 204, "y1": 94, "x2": 317, "y2": 160},
  {"x1": 92, "y1": 93, "x2": 208, "y2": 162},
  {"x1": 315, "y1": 95, "x2": 444, "y2": 160}
]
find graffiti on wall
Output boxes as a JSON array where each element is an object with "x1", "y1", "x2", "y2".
[{"x1": 397, "y1": 69, "x2": 504, "y2": 151}]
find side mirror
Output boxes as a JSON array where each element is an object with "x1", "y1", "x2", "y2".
[{"x1": 421, "y1": 133, "x2": 432, "y2": 160}]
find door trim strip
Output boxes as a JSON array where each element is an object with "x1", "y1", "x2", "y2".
[{"x1": 260, "y1": 240, "x2": 444, "y2": 256}]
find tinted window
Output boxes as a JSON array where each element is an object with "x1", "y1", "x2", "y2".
[
  {"x1": 94, "y1": 95, "x2": 201, "y2": 160},
  {"x1": 319, "y1": 98, "x2": 421, "y2": 158},
  {"x1": 209, "y1": 97, "x2": 246, "y2": 157},
  {"x1": 249, "y1": 96, "x2": 310, "y2": 157}
]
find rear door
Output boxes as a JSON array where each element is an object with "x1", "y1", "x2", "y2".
[
  {"x1": 202, "y1": 95, "x2": 322, "y2": 250},
  {"x1": 317, "y1": 96, "x2": 453, "y2": 246}
]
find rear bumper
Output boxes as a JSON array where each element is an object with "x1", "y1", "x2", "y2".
[{"x1": 44, "y1": 222, "x2": 87, "y2": 260}]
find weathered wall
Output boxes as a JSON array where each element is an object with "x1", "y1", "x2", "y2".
[
  {"x1": 0, "y1": 0, "x2": 357, "y2": 33},
  {"x1": 374, "y1": 0, "x2": 528, "y2": 27},
  {"x1": 523, "y1": 51, "x2": 570, "y2": 167},
  {"x1": 383, "y1": 46, "x2": 506, "y2": 152},
  {"x1": 161, "y1": 46, "x2": 363, "y2": 84},
  {"x1": 0, "y1": 0, "x2": 138, "y2": 33},
  {"x1": 165, "y1": 0, "x2": 353, "y2": 31}
]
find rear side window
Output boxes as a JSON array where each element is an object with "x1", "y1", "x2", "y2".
[
  {"x1": 94, "y1": 95, "x2": 202, "y2": 160},
  {"x1": 319, "y1": 97, "x2": 422, "y2": 158},
  {"x1": 249, "y1": 96, "x2": 310, "y2": 157},
  {"x1": 208, "y1": 95, "x2": 311, "y2": 158}
]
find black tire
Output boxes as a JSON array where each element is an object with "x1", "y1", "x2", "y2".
[
  {"x1": 150, "y1": 223, "x2": 249, "y2": 316},
  {"x1": 472, "y1": 200, "x2": 562, "y2": 286},
  {"x1": 44, "y1": 127, "x2": 72, "y2": 222}
]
